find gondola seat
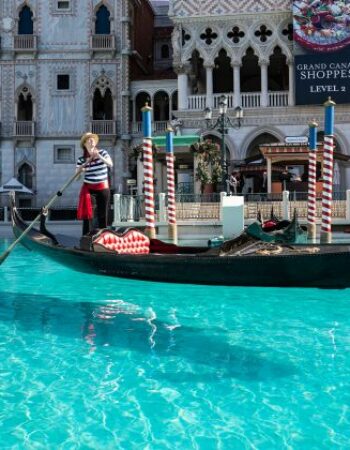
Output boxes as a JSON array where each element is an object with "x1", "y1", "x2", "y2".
[{"x1": 91, "y1": 229, "x2": 150, "y2": 254}]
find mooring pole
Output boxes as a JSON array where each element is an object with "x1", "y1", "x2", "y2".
[
  {"x1": 320, "y1": 97, "x2": 335, "y2": 244},
  {"x1": 165, "y1": 127, "x2": 178, "y2": 244},
  {"x1": 142, "y1": 104, "x2": 156, "y2": 239},
  {"x1": 307, "y1": 120, "x2": 318, "y2": 241}
]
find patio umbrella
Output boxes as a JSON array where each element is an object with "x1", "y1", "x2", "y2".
[{"x1": 0, "y1": 177, "x2": 33, "y2": 194}]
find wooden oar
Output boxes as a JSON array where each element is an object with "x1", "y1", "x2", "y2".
[{"x1": 0, "y1": 162, "x2": 89, "y2": 265}]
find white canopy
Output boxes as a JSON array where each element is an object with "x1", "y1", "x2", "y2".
[{"x1": 0, "y1": 177, "x2": 33, "y2": 194}]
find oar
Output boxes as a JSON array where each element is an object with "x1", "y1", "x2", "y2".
[{"x1": 0, "y1": 162, "x2": 89, "y2": 265}]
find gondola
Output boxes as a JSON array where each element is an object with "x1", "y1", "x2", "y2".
[{"x1": 9, "y1": 195, "x2": 350, "y2": 288}]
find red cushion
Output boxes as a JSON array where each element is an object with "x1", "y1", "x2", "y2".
[{"x1": 93, "y1": 230, "x2": 150, "y2": 254}]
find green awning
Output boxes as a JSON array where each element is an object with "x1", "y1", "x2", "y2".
[{"x1": 152, "y1": 135, "x2": 200, "y2": 148}]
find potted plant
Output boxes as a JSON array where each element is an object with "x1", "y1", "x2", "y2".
[{"x1": 191, "y1": 139, "x2": 223, "y2": 193}]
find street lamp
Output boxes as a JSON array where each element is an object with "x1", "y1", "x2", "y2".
[{"x1": 203, "y1": 94, "x2": 243, "y2": 195}]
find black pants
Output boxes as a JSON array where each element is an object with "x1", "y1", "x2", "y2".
[{"x1": 83, "y1": 188, "x2": 110, "y2": 235}]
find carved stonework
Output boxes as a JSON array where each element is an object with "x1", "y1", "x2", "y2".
[
  {"x1": 2, "y1": 65, "x2": 15, "y2": 135},
  {"x1": 173, "y1": 13, "x2": 292, "y2": 69},
  {"x1": 15, "y1": 147, "x2": 36, "y2": 167},
  {"x1": 171, "y1": 0, "x2": 290, "y2": 16}
]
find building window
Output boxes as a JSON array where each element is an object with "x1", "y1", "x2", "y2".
[
  {"x1": 18, "y1": 5, "x2": 34, "y2": 34},
  {"x1": 95, "y1": 5, "x2": 111, "y2": 34},
  {"x1": 54, "y1": 145, "x2": 75, "y2": 163},
  {"x1": 57, "y1": 1, "x2": 70, "y2": 10},
  {"x1": 161, "y1": 44, "x2": 169, "y2": 59},
  {"x1": 57, "y1": 74, "x2": 70, "y2": 90}
]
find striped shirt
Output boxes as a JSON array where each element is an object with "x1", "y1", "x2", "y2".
[{"x1": 76, "y1": 149, "x2": 110, "y2": 184}]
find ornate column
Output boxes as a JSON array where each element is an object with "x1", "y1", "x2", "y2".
[
  {"x1": 205, "y1": 64, "x2": 214, "y2": 108},
  {"x1": 232, "y1": 62, "x2": 241, "y2": 107},
  {"x1": 288, "y1": 60, "x2": 295, "y2": 106},
  {"x1": 260, "y1": 60, "x2": 269, "y2": 107},
  {"x1": 175, "y1": 66, "x2": 189, "y2": 110}
]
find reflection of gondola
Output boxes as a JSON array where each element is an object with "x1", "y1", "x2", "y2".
[{"x1": 9, "y1": 194, "x2": 350, "y2": 288}]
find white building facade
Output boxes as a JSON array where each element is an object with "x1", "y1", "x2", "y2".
[
  {"x1": 0, "y1": 0, "x2": 132, "y2": 207},
  {"x1": 133, "y1": 0, "x2": 350, "y2": 195}
]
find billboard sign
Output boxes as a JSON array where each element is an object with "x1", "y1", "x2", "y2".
[
  {"x1": 295, "y1": 51, "x2": 350, "y2": 104},
  {"x1": 293, "y1": 0, "x2": 350, "y2": 105},
  {"x1": 293, "y1": 0, "x2": 350, "y2": 53}
]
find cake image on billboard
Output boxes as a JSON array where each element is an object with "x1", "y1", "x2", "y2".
[{"x1": 293, "y1": 0, "x2": 350, "y2": 52}]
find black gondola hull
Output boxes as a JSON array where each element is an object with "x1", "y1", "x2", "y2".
[{"x1": 10, "y1": 203, "x2": 350, "y2": 288}]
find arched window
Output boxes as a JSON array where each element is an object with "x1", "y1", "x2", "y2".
[
  {"x1": 92, "y1": 75, "x2": 113, "y2": 120},
  {"x1": 135, "y1": 92, "x2": 151, "y2": 121},
  {"x1": 153, "y1": 91, "x2": 169, "y2": 121},
  {"x1": 18, "y1": 5, "x2": 33, "y2": 34},
  {"x1": 213, "y1": 49, "x2": 233, "y2": 93},
  {"x1": 161, "y1": 44, "x2": 169, "y2": 59},
  {"x1": 18, "y1": 162, "x2": 33, "y2": 189},
  {"x1": 93, "y1": 88, "x2": 113, "y2": 120},
  {"x1": 95, "y1": 5, "x2": 110, "y2": 34},
  {"x1": 17, "y1": 87, "x2": 33, "y2": 121}
]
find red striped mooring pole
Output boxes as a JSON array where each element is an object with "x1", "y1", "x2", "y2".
[
  {"x1": 166, "y1": 127, "x2": 177, "y2": 243},
  {"x1": 307, "y1": 121, "x2": 317, "y2": 240},
  {"x1": 142, "y1": 104, "x2": 156, "y2": 239}
]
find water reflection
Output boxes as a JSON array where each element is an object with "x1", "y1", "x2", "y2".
[{"x1": 0, "y1": 291, "x2": 296, "y2": 382}]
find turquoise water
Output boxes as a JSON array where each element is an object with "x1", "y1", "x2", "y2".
[{"x1": 0, "y1": 238, "x2": 350, "y2": 449}]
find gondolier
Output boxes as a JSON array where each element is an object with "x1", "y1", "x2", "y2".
[{"x1": 76, "y1": 132, "x2": 113, "y2": 235}]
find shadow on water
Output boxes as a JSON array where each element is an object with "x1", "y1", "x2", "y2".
[{"x1": 0, "y1": 290, "x2": 296, "y2": 382}]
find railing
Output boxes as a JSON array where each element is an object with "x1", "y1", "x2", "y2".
[
  {"x1": 269, "y1": 91, "x2": 289, "y2": 107},
  {"x1": 187, "y1": 91, "x2": 289, "y2": 111},
  {"x1": 2, "y1": 191, "x2": 350, "y2": 224},
  {"x1": 132, "y1": 121, "x2": 169, "y2": 135},
  {"x1": 112, "y1": 191, "x2": 350, "y2": 224},
  {"x1": 14, "y1": 121, "x2": 35, "y2": 137},
  {"x1": 188, "y1": 95, "x2": 206, "y2": 110},
  {"x1": 241, "y1": 92, "x2": 261, "y2": 108},
  {"x1": 90, "y1": 120, "x2": 116, "y2": 136},
  {"x1": 90, "y1": 34, "x2": 116, "y2": 51},
  {"x1": 14, "y1": 34, "x2": 37, "y2": 51}
]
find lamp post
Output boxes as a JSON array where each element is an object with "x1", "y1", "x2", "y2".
[{"x1": 203, "y1": 94, "x2": 243, "y2": 195}]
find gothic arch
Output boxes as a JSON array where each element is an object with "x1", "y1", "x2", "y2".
[
  {"x1": 182, "y1": 45, "x2": 207, "y2": 66},
  {"x1": 17, "y1": 161, "x2": 34, "y2": 189},
  {"x1": 93, "y1": 1, "x2": 114, "y2": 34},
  {"x1": 265, "y1": 40, "x2": 292, "y2": 62},
  {"x1": 135, "y1": 91, "x2": 152, "y2": 121},
  {"x1": 242, "y1": 127, "x2": 284, "y2": 158},
  {"x1": 91, "y1": 75, "x2": 114, "y2": 120},
  {"x1": 153, "y1": 91, "x2": 170, "y2": 121},
  {"x1": 17, "y1": 2, "x2": 35, "y2": 34},
  {"x1": 93, "y1": 1, "x2": 113, "y2": 34},
  {"x1": 91, "y1": 74, "x2": 114, "y2": 97},
  {"x1": 201, "y1": 131, "x2": 237, "y2": 161},
  {"x1": 15, "y1": 84, "x2": 35, "y2": 121},
  {"x1": 15, "y1": 83, "x2": 35, "y2": 100},
  {"x1": 237, "y1": 42, "x2": 264, "y2": 64}
]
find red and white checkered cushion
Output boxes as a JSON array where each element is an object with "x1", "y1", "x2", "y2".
[{"x1": 93, "y1": 230, "x2": 150, "y2": 254}]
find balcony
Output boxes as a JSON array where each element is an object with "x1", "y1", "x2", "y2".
[
  {"x1": 131, "y1": 121, "x2": 168, "y2": 136},
  {"x1": 14, "y1": 121, "x2": 35, "y2": 141},
  {"x1": 14, "y1": 35, "x2": 38, "y2": 55},
  {"x1": 187, "y1": 91, "x2": 289, "y2": 110},
  {"x1": 90, "y1": 120, "x2": 117, "y2": 140},
  {"x1": 90, "y1": 35, "x2": 116, "y2": 56}
]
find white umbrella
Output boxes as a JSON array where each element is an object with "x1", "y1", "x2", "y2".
[{"x1": 0, "y1": 177, "x2": 33, "y2": 194}]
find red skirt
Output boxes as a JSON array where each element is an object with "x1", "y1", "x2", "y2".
[{"x1": 77, "y1": 181, "x2": 108, "y2": 220}]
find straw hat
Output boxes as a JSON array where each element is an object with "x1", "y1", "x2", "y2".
[{"x1": 80, "y1": 132, "x2": 99, "y2": 149}]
